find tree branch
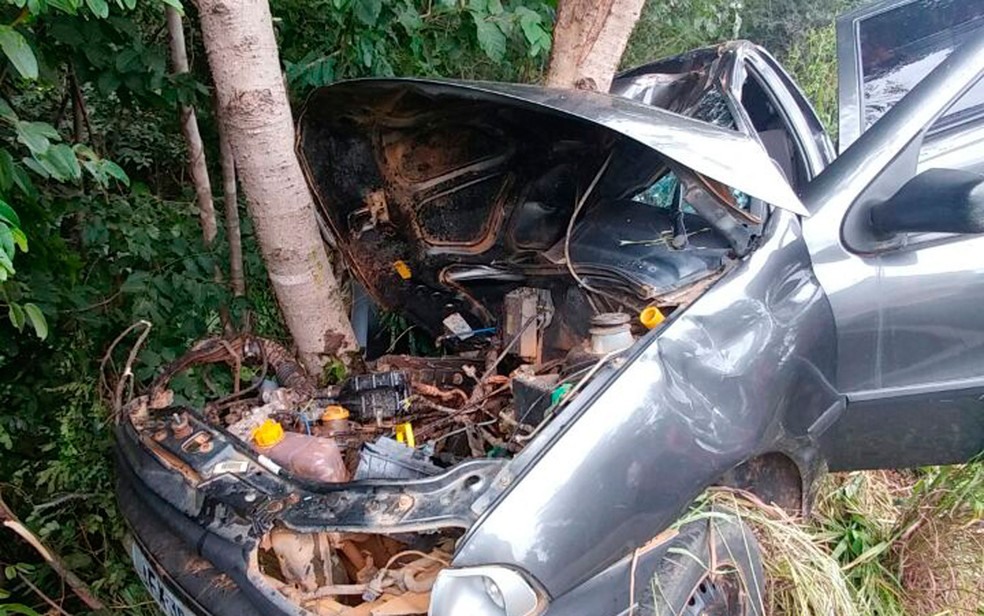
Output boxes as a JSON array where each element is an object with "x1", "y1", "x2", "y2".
[{"x1": 0, "y1": 494, "x2": 105, "y2": 611}]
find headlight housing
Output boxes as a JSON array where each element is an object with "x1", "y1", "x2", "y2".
[{"x1": 428, "y1": 565, "x2": 546, "y2": 616}]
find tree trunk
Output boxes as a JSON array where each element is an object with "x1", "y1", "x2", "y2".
[
  {"x1": 195, "y1": 0, "x2": 359, "y2": 371},
  {"x1": 216, "y1": 105, "x2": 245, "y2": 298},
  {"x1": 544, "y1": 0, "x2": 646, "y2": 92},
  {"x1": 166, "y1": 7, "x2": 218, "y2": 246}
]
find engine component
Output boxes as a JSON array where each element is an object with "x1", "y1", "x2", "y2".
[
  {"x1": 226, "y1": 388, "x2": 292, "y2": 442},
  {"x1": 511, "y1": 373, "x2": 560, "y2": 426},
  {"x1": 321, "y1": 405, "x2": 351, "y2": 434},
  {"x1": 251, "y1": 419, "x2": 349, "y2": 483},
  {"x1": 503, "y1": 287, "x2": 553, "y2": 362},
  {"x1": 589, "y1": 312, "x2": 634, "y2": 354},
  {"x1": 640, "y1": 305, "x2": 666, "y2": 329},
  {"x1": 336, "y1": 371, "x2": 410, "y2": 424},
  {"x1": 268, "y1": 528, "x2": 336, "y2": 593},
  {"x1": 354, "y1": 437, "x2": 441, "y2": 480}
]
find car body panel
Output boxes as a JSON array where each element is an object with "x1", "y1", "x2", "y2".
[
  {"x1": 453, "y1": 209, "x2": 839, "y2": 596},
  {"x1": 298, "y1": 78, "x2": 809, "y2": 217},
  {"x1": 612, "y1": 41, "x2": 834, "y2": 183},
  {"x1": 804, "y1": 27, "x2": 984, "y2": 469}
]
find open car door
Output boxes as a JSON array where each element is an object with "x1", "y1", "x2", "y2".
[{"x1": 836, "y1": 0, "x2": 984, "y2": 154}]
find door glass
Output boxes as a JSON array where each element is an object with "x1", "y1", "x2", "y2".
[{"x1": 858, "y1": 0, "x2": 984, "y2": 131}]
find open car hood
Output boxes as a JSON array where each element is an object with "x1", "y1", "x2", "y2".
[{"x1": 297, "y1": 78, "x2": 805, "y2": 338}]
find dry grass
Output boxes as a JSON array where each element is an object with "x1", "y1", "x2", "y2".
[{"x1": 687, "y1": 463, "x2": 984, "y2": 615}]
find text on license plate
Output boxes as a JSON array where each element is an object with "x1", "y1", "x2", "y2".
[{"x1": 130, "y1": 540, "x2": 198, "y2": 616}]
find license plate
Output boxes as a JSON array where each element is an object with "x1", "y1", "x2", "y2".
[{"x1": 129, "y1": 539, "x2": 199, "y2": 616}]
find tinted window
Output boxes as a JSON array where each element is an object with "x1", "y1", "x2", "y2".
[{"x1": 859, "y1": 0, "x2": 984, "y2": 130}]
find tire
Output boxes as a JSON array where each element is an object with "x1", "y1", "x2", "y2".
[{"x1": 639, "y1": 511, "x2": 766, "y2": 616}]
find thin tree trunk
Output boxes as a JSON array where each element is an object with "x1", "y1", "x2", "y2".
[
  {"x1": 166, "y1": 6, "x2": 218, "y2": 246},
  {"x1": 195, "y1": 0, "x2": 359, "y2": 370},
  {"x1": 216, "y1": 105, "x2": 245, "y2": 298},
  {"x1": 544, "y1": 0, "x2": 646, "y2": 92}
]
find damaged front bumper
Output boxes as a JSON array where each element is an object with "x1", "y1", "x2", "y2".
[{"x1": 117, "y1": 411, "x2": 685, "y2": 616}]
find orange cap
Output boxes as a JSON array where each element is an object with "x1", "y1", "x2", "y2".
[
  {"x1": 640, "y1": 306, "x2": 665, "y2": 329},
  {"x1": 252, "y1": 419, "x2": 285, "y2": 448},
  {"x1": 322, "y1": 405, "x2": 350, "y2": 422}
]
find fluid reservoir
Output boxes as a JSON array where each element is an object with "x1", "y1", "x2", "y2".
[{"x1": 252, "y1": 419, "x2": 349, "y2": 483}]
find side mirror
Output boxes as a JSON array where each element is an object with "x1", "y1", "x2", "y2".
[{"x1": 870, "y1": 168, "x2": 984, "y2": 238}]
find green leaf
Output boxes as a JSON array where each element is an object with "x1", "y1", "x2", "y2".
[
  {"x1": 38, "y1": 143, "x2": 82, "y2": 181},
  {"x1": 23, "y1": 303, "x2": 47, "y2": 339},
  {"x1": 85, "y1": 0, "x2": 109, "y2": 17},
  {"x1": 22, "y1": 156, "x2": 50, "y2": 179},
  {"x1": 0, "y1": 198, "x2": 21, "y2": 227},
  {"x1": 0, "y1": 26, "x2": 38, "y2": 80},
  {"x1": 16, "y1": 121, "x2": 60, "y2": 154},
  {"x1": 72, "y1": 143, "x2": 98, "y2": 161},
  {"x1": 472, "y1": 13, "x2": 507, "y2": 62},
  {"x1": 353, "y1": 0, "x2": 382, "y2": 27},
  {"x1": 123, "y1": 0, "x2": 136, "y2": 8},
  {"x1": 159, "y1": 0, "x2": 183, "y2": 14},
  {"x1": 0, "y1": 150, "x2": 13, "y2": 193},
  {"x1": 515, "y1": 7, "x2": 551, "y2": 56},
  {"x1": 0, "y1": 248, "x2": 14, "y2": 278},
  {"x1": 101, "y1": 160, "x2": 129, "y2": 186},
  {"x1": 48, "y1": 0, "x2": 82, "y2": 14},
  {"x1": 8, "y1": 302, "x2": 25, "y2": 331},
  {"x1": 11, "y1": 226, "x2": 27, "y2": 252},
  {"x1": 12, "y1": 164, "x2": 37, "y2": 200},
  {"x1": 0, "y1": 222, "x2": 14, "y2": 260},
  {"x1": 0, "y1": 97, "x2": 17, "y2": 123},
  {"x1": 0, "y1": 602, "x2": 41, "y2": 615}
]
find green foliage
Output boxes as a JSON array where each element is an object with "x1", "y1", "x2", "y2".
[
  {"x1": 781, "y1": 24, "x2": 839, "y2": 139},
  {"x1": 622, "y1": 0, "x2": 742, "y2": 68},
  {"x1": 740, "y1": 0, "x2": 861, "y2": 57},
  {"x1": 274, "y1": 0, "x2": 553, "y2": 94}
]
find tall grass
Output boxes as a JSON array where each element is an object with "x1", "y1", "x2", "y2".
[{"x1": 682, "y1": 463, "x2": 984, "y2": 615}]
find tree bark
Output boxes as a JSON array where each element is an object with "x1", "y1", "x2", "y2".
[
  {"x1": 216, "y1": 105, "x2": 245, "y2": 298},
  {"x1": 544, "y1": 0, "x2": 646, "y2": 92},
  {"x1": 166, "y1": 7, "x2": 218, "y2": 246},
  {"x1": 195, "y1": 0, "x2": 358, "y2": 370}
]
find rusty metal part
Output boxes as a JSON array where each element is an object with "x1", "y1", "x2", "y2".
[
  {"x1": 339, "y1": 539, "x2": 368, "y2": 573},
  {"x1": 269, "y1": 528, "x2": 335, "y2": 594},
  {"x1": 170, "y1": 412, "x2": 193, "y2": 439},
  {"x1": 180, "y1": 431, "x2": 214, "y2": 454},
  {"x1": 412, "y1": 382, "x2": 468, "y2": 406},
  {"x1": 149, "y1": 335, "x2": 314, "y2": 403},
  {"x1": 138, "y1": 433, "x2": 201, "y2": 485},
  {"x1": 372, "y1": 355, "x2": 474, "y2": 389},
  {"x1": 400, "y1": 557, "x2": 443, "y2": 593}
]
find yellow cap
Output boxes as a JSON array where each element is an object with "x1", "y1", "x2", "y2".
[
  {"x1": 393, "y1": 260, "x2": 412, "y2": 280},
  {"x1": 252, "y1": 419, "x2": 285, "y2": 448},
  {"x1": 322, "y1": 405, "x2": 350, "y2": 422},
  {"x1": 640, "y1": 306, "x2": 666, "y2": 329}
]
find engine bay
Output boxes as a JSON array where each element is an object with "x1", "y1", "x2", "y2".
[{"x1": 118, "y1": 80, "x2": 785, "y2": 615}]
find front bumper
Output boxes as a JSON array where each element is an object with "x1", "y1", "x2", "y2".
[
  {"x1": 115, "y1": 440, "x2": 298, "y2": 616},
  {"x1": 115, "y1": 423, "x2": 676, "y2": 616}
]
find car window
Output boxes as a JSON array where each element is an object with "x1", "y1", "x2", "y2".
[
  {"x1": 632, "y1": 172, "x2": 750, "y2": 213},
  {"x1": 858, "y1": 0, "x2": 984, "y2": 132}
]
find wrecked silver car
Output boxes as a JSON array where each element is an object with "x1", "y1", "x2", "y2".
[{"x1": 115, "y1": 1, "x2": 984, "y2": 614}]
